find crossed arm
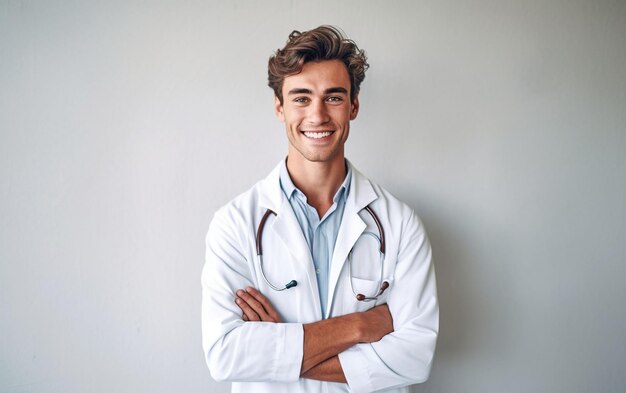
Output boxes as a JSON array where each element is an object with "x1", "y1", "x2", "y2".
[
  {"x1": 204, "y1": 207, "x2": 437, "y2": 389},
  {"x1": 235, "y1": 286, "x2": 394, "y2": 382}
]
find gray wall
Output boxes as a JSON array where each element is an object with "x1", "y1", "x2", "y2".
[{"x1": 1, "y1": 1, "x2": 625, "y2": 392}]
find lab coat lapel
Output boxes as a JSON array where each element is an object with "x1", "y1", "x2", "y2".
[
  {"x1": 258, "y1": 162, "x2": 322, "y2": 319},
  {"x1": 270, "y1": 197, "x2": 310, "y2": 265},
  {"x1": 326, "y1": 165, "x2": 378, "y2": 318},
  {"x1": 270, "y1": 199, "x2": 322, "y2": 316}
]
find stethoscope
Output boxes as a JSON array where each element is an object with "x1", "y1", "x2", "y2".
[{"x1": 255, "y1": 206, "x2": 389, "y2": 302}]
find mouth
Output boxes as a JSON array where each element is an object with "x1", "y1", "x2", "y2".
[{"x1": 302, "y1": 131, "x2": 333, "y2": 139}]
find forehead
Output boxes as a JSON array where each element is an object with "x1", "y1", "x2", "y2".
[{"x1": 282, "y1": 60, "x2": 350, "y2": 93}]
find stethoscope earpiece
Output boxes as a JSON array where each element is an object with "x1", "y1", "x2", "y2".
[{"x1": 355, "y1": 280, "x2": 389, "y2": 302}]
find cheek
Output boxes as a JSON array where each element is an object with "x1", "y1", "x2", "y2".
[
  {"x1": 332, "y1": 105, "x2": 353, "y2": 119},
  {"x1": 284, "y1": 111, "x2": 305, "y2": 127}
]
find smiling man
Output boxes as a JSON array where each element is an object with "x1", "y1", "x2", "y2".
[{"x1": 202, "y1": 26, "x2": 438, "y2": 393}]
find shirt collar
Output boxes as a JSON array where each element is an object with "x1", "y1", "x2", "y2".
[{"x1": 279, "y1": 158, "x2": 352, "y2": 202}]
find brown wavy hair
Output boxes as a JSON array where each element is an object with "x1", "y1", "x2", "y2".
[{"x1": 268, "y1": 25, "x2": 369, "y2": 104}]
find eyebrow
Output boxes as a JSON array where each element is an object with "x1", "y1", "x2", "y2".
[{"x1": 287, "y1": 87, "x2": 349, "y2": 95}]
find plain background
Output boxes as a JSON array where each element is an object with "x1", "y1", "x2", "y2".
[{"x1": 1, "y1": 1, "x2": 625, "y2": 392}]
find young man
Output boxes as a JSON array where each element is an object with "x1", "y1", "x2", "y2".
[{"x1": 202, "y1": 26, "x2": 438, "y2": 393}]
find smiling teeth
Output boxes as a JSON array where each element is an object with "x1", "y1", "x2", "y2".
[{"x1": 304, "y1": 131, "x2": 332, "y2": 139}]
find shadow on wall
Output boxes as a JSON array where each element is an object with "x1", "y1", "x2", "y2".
[{"x1": 403, "y1": 193, "x2": 518, "y2": 392}]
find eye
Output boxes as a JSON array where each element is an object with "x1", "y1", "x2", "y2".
[
  {"x1": 293, "y1": 97, "x2": 310, "y2": 104},
  {"x1": 326, "y1": 96, "x2": 344, "y2": 104}
]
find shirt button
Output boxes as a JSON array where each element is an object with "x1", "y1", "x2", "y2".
[{"x1": 316, "y1": 269, "x2": 320, "y2": 274}]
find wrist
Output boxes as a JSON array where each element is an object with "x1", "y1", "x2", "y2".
[{"x1": 348, "y1": 311, "x2": 366, "y2": 343}]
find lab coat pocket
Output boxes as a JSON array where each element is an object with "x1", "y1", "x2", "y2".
[{"x1": 349, "y1": 277, "x2": 394, "y2": 310}]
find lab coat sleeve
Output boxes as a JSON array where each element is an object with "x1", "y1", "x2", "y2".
[
  {"x1": 202, "y1": 208, "x2": 304, "y2": 382},
  {"x1": 338, "y1": 208, "x2": 439, "y2": 393}
]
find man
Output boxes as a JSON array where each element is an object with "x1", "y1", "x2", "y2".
[{"x1": 202, "y1": 26, "x2": 438, "y2": 392}]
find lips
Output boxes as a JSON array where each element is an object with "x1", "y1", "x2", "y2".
[{"x1": 302, "y1": 131, "x2": 333, "y2": 139}]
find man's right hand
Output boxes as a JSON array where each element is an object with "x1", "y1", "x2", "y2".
[{"x1": 357, "y1": 304, "x2": 394, "y2": 343}]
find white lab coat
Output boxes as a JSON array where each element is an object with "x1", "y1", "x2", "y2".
[{"x1": 202, "y1": 161, "x2": 438, "y2": 393}]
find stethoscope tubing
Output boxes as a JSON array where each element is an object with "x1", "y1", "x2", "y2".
[{"x1": 255, "y1": 206, "x2": 389, "y2": 300}]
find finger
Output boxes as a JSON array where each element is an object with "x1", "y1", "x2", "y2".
[
  {"x1": 235, "y1": 295, "x2": 260, "y2": 321},
  {"x1": 236, "y1": 290, "x2": 270, "y2": 320},
  {"x1": 237, "y1": 298, "x2": 259, "y2": 321},
  {"x1": 245, "y1": 287, "x2": 281, "y2": 322},
  {"x1": 236, "y1": 297, "x2": 257, "y2": 321}
]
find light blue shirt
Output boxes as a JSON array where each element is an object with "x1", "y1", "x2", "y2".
[{"x1": 279, "y1": 160, "x2": 352, "y2": 317}]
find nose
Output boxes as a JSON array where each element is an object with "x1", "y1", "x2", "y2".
[{"x1": 307, "y1": 100, "x2": 330, "y2": 125}]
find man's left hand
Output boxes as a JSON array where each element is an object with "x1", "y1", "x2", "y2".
[{"x1": 235, "y1": 287, "x2": 282, "y2": 323}]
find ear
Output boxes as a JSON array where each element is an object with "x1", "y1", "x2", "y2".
[
  {"x1": 350, "y1": 95, "x2": 360, "y2": 120},
  {"x1": 274, "y1": 96, "x2": 285, "y2": 122}
]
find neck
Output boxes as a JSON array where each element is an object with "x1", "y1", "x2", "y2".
[{"x1": 286, "y1": 155, "x2": 347, "y2": 218}]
